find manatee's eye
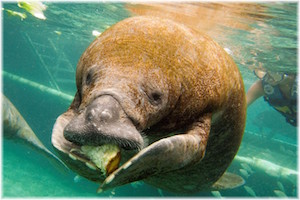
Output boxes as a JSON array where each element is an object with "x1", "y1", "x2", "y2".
[
  {"x1": 86, "y1": 71, "x2": 92, "y2": 85},
  {"x1": 149, "y1": 91, "x2": 163, "y2": 105}
]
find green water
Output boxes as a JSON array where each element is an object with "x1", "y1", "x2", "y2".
[{"x1": 2, "y1": 2, "x2": 298, "y2": 198}]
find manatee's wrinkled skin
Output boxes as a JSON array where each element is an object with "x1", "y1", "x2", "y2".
[{"x1": 52, "y1": 16, "x2": 246, "y2": 193}]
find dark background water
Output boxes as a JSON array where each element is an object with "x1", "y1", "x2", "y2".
[{"x1": 2, "y1": 2, "x2": 298, "y2": 198}]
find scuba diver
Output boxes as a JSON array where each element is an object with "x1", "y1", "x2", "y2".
[{"x1": 246, "y1": 69, "x2": 297, "y2": 126}]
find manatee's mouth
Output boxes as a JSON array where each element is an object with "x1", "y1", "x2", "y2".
[
  {"x1": 51, "y1": 115, "x2": 101, "y2": 180},
  {"x1": 52, "y1": 113, "x2": 139, "y2": 182},
  {"x1": 51, "y1": 95, "x2": 143, "y2": 181},
  {"x1": 63, "y1": 95, "x2": 144, "y2": 150}
]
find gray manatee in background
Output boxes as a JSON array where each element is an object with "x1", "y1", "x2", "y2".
[
  {"x1": 3, "y1": 95, "x2": 67, "y2": 172},
  {"x1": 52, "y1": 16, "x2": 246, "y2": 193}
]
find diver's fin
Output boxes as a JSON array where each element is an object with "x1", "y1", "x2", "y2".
[{"x1": 211, "y1": 172, "x2": 245, "y2": 190}]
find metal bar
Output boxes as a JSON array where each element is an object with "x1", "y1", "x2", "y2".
[{"x1": 3, "y1": 71, "x2": 73, "y2": 102}]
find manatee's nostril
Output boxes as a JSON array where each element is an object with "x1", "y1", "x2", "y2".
[
  {"x1": 100, "y1": 109, "x2": 113, "y2": 121},
  {"x1": 86, "y1": 108, "x2": 113, "y2": 122}
]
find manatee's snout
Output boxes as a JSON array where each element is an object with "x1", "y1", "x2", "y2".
[{"x1": 63, "y1": 95, "x2": 143, "y2": 150}]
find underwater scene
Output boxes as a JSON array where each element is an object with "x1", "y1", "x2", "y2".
[{"x1": 2, "y1": 1, "x2": 298, "y2": 198}]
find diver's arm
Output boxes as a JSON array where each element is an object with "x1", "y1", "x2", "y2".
[{"x1": 246, "y1": 80, "x2": 265, "y2": 107}]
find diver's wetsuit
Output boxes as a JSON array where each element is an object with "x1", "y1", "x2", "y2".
[{"x1": 262, "y1": 77, "x2": 297, "y2": 126}]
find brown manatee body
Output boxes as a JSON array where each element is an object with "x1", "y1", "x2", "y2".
[{"x1": 52, "y1": 16, "x2": 246, "y2": 193}]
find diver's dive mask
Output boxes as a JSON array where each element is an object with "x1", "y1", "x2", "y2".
[{"x1": 254, "y1": 69, "x2": 288, "y2": 85}]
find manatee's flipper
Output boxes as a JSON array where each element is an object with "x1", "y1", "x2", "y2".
[
  {"x1": 2, "y1": 95, "x2": 68, "y2": 173},
  {"x1": 211, "y1": 172, "x2": 245, "y2": 190},
  {"x1": 98, "y1": 113, "x2": 212, "y2": 192}
]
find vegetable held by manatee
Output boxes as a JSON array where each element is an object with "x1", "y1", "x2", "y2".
[{"x1": 80, "y1": 144, "x2": 121, "y2": 176}]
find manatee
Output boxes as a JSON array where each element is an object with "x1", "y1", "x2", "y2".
[
  {"x1": 2, "y1": 95, "x2": 67, "y2": 172},
  {"x1": 52, "y1": 16, "x2": 246, "y2": 193}
]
